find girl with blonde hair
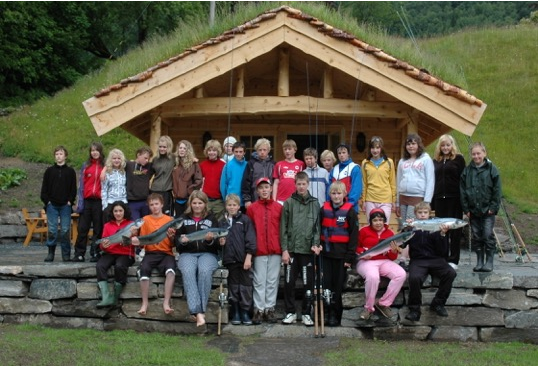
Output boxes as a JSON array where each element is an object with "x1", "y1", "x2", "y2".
[{"x1": 172, "y1": 140, "x2": 202, "y2": 217}]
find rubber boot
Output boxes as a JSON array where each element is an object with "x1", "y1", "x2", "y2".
[
  {"x1": 240, "y1": 309, "x2": 252, "y2": 325},
  {"x1": 473, "y1": 249, "x2": 484, "y2": 272},
  {"x1": 481, "y1": 250, "x2": 494, "y2": 272},
  {"x1": 112, "y1": 282, "x2": 123, "y2": 306},
  {"x1": 96, "y1": 281, "x2": 114, "y2": 308},
  {"x1": 328, "y1": 305, "x2": 339, "y2": 327},
  {"x1": 89, "y1": 241, "x2": 99, "y2": 262},
  {"x1": 230, "y1": 302, "x2": 241, "y2": 325},
  {"x1": 44, "y1": 246, "x2": 56, "y2": 262}
]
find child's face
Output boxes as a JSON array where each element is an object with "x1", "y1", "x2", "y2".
[
  {"x1": 256, "y1": 183, "x2": 272, "y2": 199},
  {"x1": 471, "y1": 147, "x2": 486, "y2": 165},
  {"x1": 112, "y1": 154, "x2": 122, "y2": 168},
  {"x1": 295, "y1": 179, "x2": 309, "y2": 196},
  {"x1": 226, "y1": 200, "x2": 240, "y2": 217},
  {"x1": 330, "y1": 190, "x2": 345, "y2": 206},
  {"x1": 415, "y1": 209, "x2": 430, "y2": 220},
  {"x1": 370, "y1": 145, "x2": 382, "y2": 159},
  {"x1": 136, "y1": 152, "x2": 150, "y2": 166},
  {"x1": 257, "y1": 145, "x2": 269, "y2": 160},
  {"x1": 54, "y1": 150, "x2": 67, "y2": 165},
  {"x1": 371, "y1": 216, "x2": 385, "y2": 231},
  {"x1": 283, "y1": 147, "x2": 296, "y2": 160},
  {"x1": 321, "y1": 157, "x2": 334, "y2": 171},
  {"x1": 440, "y1": 141, "x2": 452, "y2": 156},
  {"x1": 148, "y1": 199, "x2": 163, "y2": 215},
  {"x1": 233, "y1": 147, "x2": 245, "y2": 161},
  {"x1": 90, "y1": 147, "x2": 101, "y2": 160},
  {"x1": 112, "y1": 205, "x2": 125, "y2": 222},
  {"x1": 158, "y1": 143, "x2": 168, "y2": 156},
  {"x1": 177, "y1": 143, "x2": 187, "y2": 158},
  {"x1": 337, "y1": 148, "x2": 349, "y2": 163},
  {"x1": 304, "y1": 155, "x2": 316, "y2": 168},
  {"x1": 224, "y1": 143, "x2": 234, "y2": 155},
  {"x1": 190, "y1": 198, "x2": 206, "y2": 216},
  {"x1": 406, "y1": 141, "x2": 418, "y2": 157},
  {"x1": 207, "y1": 148, "x2": 218, "y2": 161}
]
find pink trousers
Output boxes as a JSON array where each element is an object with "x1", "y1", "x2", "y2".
[{"x1": 356, "y1": 259, "x2": 407, "y2": 312}]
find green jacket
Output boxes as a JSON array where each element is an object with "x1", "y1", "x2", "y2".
[
  {"x1": 280, "y1": 191, "x2": 321, "y2": 254},
  {"x1": 460, "y1": 158, "x2": 502, "y2": 216}
]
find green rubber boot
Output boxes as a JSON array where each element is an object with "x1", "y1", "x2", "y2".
[
  {"x1": 112, "y1": 282, "x2": 123, "y2": 306},
  {"x1": 96, "y1": 281, "x2": 114, "y2": 308}
]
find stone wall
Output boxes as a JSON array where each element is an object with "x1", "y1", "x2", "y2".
[
  {"x1": 0, "y1": 211, "x2": 27, "y2": 244},
  {"x1": 1, "y1": 261, "x2": 538, "y2": 343}
]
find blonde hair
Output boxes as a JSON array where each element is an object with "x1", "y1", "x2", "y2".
[
  {"x1": 175, "y1": 140, "x2": 197, "y2": 170},
  {"x1": 414, "y1": 201, "x2": 431, "y2": 214},
  {"x1": 282, "y1": 139, "x2": 297, "y2": 150},
  {"x1": 184, "y1": 190, "x2": 209, "y2": 217},
  {"x1": 320, "y1": 149, "x2": 336, "y2": 165},
  {"x1": 204, "y1": 139, "x2": 223, "y2": 157},
  {"x1": 225, "y1": 193, "x2": 241, "y2": 206},
  {"x1": 434, "y1": 134, "x2": 460, "y2": 161},
  {"x1": 157, "y1": 136, "x2": 174, "y2": 158},
  {"x1": 254, "y1": 138, "x2": 271, "y2": 151},
  {"x1": 329, "y1": 181, "x2": 347, "y2": 195},
  {"x1": 105, "y1": 148, "x2": 126, "y2": 174}
]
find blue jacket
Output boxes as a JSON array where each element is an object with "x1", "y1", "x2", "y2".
[
  {"x1": 220, "y1": 157, "x2": 247, "y2": 206},
  {"x1": 328, "y1": 159, "x2": 362, "y2": 212}
]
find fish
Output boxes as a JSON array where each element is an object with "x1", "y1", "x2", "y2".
[
  {"x1": 124, "y1": 217, "x2": 184, "y2": 246},
  {"x1": 356, "y1": 231, "x2": 415, "y2": 261},
  {"x1": 403, "y1": 217, "x2": 468, "y2": 232},
  {"x1": 95, "y1": 218, "x2": 144, "y2": 245},
  {"x1": 182, "y1": 227, "x2": 229, "y2": 242}
]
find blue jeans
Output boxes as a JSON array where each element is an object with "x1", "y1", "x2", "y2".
[
  {"x1": 177, "y1": 252, "x2": 218, "y2": 314},
  {"x1": 470, "y1": 214, "x2": 496, "y2": 252},
  {"x1": 46, "y1": 203, "x2": 72, "y2": 257}
]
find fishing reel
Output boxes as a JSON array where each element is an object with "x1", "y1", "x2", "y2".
[
  {"x1": 322, "y1": 289, "x2": 332, "y2": 306},
  {"x1": 218, "y1": 292, "x2": 227, "y2": 308}
]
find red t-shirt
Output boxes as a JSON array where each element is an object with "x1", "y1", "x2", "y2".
[
  {"x1": 200, "y1": 159, "x2": 225, "y2": 199},
  {"x1": 272, "y1": 159, "x2": 305, "y2": 202}
]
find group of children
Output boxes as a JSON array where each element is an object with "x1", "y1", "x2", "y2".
[{"x1": 39, "y1": 134, "x2": 501, "y2": 326}]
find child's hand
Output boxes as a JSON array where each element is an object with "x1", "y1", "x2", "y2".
[
  {"x1": 101, "y1": 239, "x2": 110, "y2": 249},
  {"x1": 243, "y1": 257, "x2": 252, "y2": 270},
  {"x1": 219, "y1": 237, "x2": 226, "y2": 246},
  {"x1": 281, "y1": 250, "x2": 290, "y2": 265},
  {"x1": 166, "y1": 227, "x2": 176, "y2": 239},
  {"x1": 180, "y1": 234, "x2": 188, "y2": 243},
  {"x1": 311, "y1": 246, "x2": 322, "y2": 255},
  {"x1": 205, "y1": 232, "x2": 215, "y2": 241},
  {"x1": 439, "y1": 223, "x2": 450, "y2": 234},
  {"x1": 130, "y1": 236, "x2": 140, "y2": 247},
  {"x1": 389, "y1": 241, "x2": 400, "y2": 254}
]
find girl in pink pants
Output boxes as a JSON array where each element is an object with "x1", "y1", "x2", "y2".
[{"x1": 356, "y1": 209, "x2": 407, "y2": 320}]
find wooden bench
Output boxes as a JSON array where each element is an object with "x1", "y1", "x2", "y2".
[{"x1": 22, "y1": 208, "x2": 48, "y2": 246}]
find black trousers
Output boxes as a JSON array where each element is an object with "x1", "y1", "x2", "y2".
[
  {"x1": 227, "y1": 263, "x2": 253, "y2": 311},
  {"x1": 95, "y1": 253, "x2": 135, "y2": 284},
  {"x1": 74, "y1": 198, "x2": 103, "y2": 256},
  {"x1": 433, "y1": 196, "x2": 463, "y2": 264},
  {"x1": 322, "y1": 256, "x2": 346, "y2": 322},
  {"x1": 283, "y1": 253, "x2": 314, "y2": 315},
  {"x1": 407, "y1": 257, "x2": 457, "y2": 312}
]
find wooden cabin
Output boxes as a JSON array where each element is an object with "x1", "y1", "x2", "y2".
[{"x1": 82, "y1": 5, "x2": 486, "y2": 163}]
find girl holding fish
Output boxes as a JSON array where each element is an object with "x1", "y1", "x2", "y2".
[
  {"x1": 175, "y1": 190, "x2": 220, "y2": 327},
  {"x1": 355, "y1": 209, "x2": 407, "y2": 320}
]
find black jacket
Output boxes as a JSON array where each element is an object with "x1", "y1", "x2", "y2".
[
  {"x1": 219, "y1": 212, "x2": 256, "y2": 266},
  {"x1": 40, "y1": 163, "x2": 77, "y2": 207},
  {"x1": 408, "y1": 230, "x2": 448, "y2": 260},
  {"x1": 175, "y1": 213, "x2": 219, "y2": 255}
]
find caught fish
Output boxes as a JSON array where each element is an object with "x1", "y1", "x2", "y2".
[
  {"x1": 404, "y1": 217, "x2": 468, "y2": 232},
  {"x1": 125, "y1": 217, "x2": 184, "y2": 246},
  {"x1": 356, "y1": 231, "x2": 415, "y2": 261},
  {"x1": 182, "y1": 227, "x2": 229, "y2": 243},
  {"x1": 95, "y1": 218, "x2": 144, "y2": 245}
]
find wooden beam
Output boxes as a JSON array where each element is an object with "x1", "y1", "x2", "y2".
[
  {"x1": 323, "y1": 67, "x2": 333, "y2": 99},
  {"x1": 278, "y1": 48, "x2": 289, "y2": 96},
  {"x1": 150, "y1": 115, "x2": 162, "y2": 155},
  {"x1": 195, "y1": 87, "x2": 204, "y2": 98},
  {"x1": 236, "y1": 66, "x2": 245, "y2": 97},
  {"x1": 159, "y1": 96, "x2": 412, "y2": 118}
]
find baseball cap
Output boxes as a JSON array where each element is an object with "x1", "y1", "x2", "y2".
[{"x1": 255, "y1": 177, "x2": 271, "y2": 187}]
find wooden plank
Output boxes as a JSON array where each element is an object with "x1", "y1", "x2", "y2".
[{"x1": 278, "y1": 47, "x2": 289, "y2": 96}]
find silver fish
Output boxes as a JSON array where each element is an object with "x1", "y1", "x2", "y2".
[
  {"x1": 404, "y1": 217, "x2": 468, "y2": 232},
  {"x1": 183, "y1": 227, "x2": 229, "y2": 242},
  {"x1": 95, "y1": 218, "x2": 144, "y2": 245},
  {"x1": 356, "y1": 231, "x2": 415, "y2": 261},
  {"x1": 125, "y1": 217, "x2": 184, "y2": 246}
]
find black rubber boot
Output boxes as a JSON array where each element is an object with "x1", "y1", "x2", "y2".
[
  {"x1": 481, "y1": 250, "x2": 494, "y2": 272},
  {"x1": 473, "y1": 249, "x2": 484, "y2": 272},
  {"x1": 44, "y1": 246, "x2": 56, "y2": 262},
  {"x1": 327, "y1": 305, "x2": 338, "y2": 327},
  {"x1": 89, "y1": 241, "x2": 100, "y2": 262},
  {"x1": 240, "y1": 309, "x2": 252, "y2": 326},
  {"x1": 230, "y1": 302, "x2": 241, "y2": 325}
]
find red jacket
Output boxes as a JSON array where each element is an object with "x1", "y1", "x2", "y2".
[
  {"x1": 82, "y1": 159, "x2": 103, "y2": 199},
  {"x1": 247, "y1": 198, "x2": 282, "y2": 256},
  {"x1": 100, "y1": 219, "x2": 135, "y2": 257},
  {"x1": 356, "y1": 224, "x2": 397, "y2": 261}
]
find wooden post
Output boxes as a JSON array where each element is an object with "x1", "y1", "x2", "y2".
[
  {"x1": 236, "y1": 66, "x2": 245, "y2": 97},
  {"x1": 150, "y1": 115, "x2": 162, "y2": 156},
  {"x1": 278, "y1": 48, "x2": 289, "y2": 97},
  {"x1": 323, "y1": 67, "x2": 333, "y2": 99}
]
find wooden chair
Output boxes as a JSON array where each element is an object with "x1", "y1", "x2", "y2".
[{"x1": 22, "y1": 208, "x2": 48, "y2": 246}]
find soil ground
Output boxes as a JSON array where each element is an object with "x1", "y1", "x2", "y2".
[{"x1": 1, "y1": 155, "x2": 537, "y2": 252}]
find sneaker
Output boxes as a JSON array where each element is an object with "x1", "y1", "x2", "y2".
[
  {"x1": 448, "y1": 262, "x2": 458, "y2": 270},
  {"x1": 265, "y1": 308, "x2": 277, "y2": 323},
  {"x1": 405, "y1": 311, "x2": 421, "y2": 322},
  {"x1": 282, "y1": 312, "x2": 297, "y2": 324},
  {"x1": 430, "y1": 304, "x2": 448, "y2": 317},
  {"x1": 252, "y1": 310, "x2": 263, "y2": 325},
  {"x1": 302, "y1": 314, "x2": 314, "y2": 326},
  {"x1": 375, "y1": 302, "x2": 394, "y2": 318},
  {"x1": 359, "y1": 309, "x2": 372, "y2": 320},
  {"x1": 72, "y1": 255, "x2": 85, "y2": 262}
]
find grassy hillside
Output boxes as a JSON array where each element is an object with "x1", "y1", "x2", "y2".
[{"x1": 0, "y1": 2, "x2": 536, "y2": 212}]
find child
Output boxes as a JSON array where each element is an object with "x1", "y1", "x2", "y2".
[
  {"x1": 303, "y1": 147, "x2": 329, "y2": 206},
  {"x1": 40, "y1": 145, "x2": 77, "y2": 262},
  {"x1": 272, "y1": 139, "x2": 305, "y2": 204},
  {"x1": 356, "y1": 208, "x2": 406, "y2": 320},
  {"x1": 219, "y1": 194, "x2": 257, "y2": 325},
  {"x1": 320, "y1": 181, "x2": 358, "y2": 326},
  {"x1": 320, "y1": 150, "x2": 336, "y2": 173},
  {"x1": 95, "y1": 201, "x2": 135, "y2": 308},
  {"x1": 126, "y1": 146, "x2": 155, "y2": 220},
  {"x1": 460, "y1": 142, "x2": 502, "y2": 272},
  {"x1": 247, "y1": 177, "x2": 283, "y2": 324},
  {"x1": 361, "y1": 136, "x2": 396, "y2": 221},
  {"x1": 101, "y1": 148, "x2": 127, "y2": 221},
  {"x1": 131, "y1": 193, "x2": 176, "y2": 315},
  {"x1": 73, "y1": 142, "x2": 105, "y2": 262},
  {"x1": 222, "y1": 136, "x2": 237, "y2": 163},
  {"x1": 328, "y1": 144, "x2": 362, "y2": 213},
  {"x1": 150, "y1": 136, "x2": 175, "y2": 216},
  {"x1": 242, "y1": 138, "x2": 275, "y2": 209},
  {"x1": 200, "y1": 139, "x2": 226, "y2": 220},
  {"x1": 405, "y1": 202, "x2": 456, "y2": 322},
  {"x1": 280, "y1": 172, "x2": 321, "y2": 326},
  {"x1": 221, "y1": 141, "x2": 248, "y2": 210},
  {"x1": 172, "y1": 140, "x2": 202, "y2": 218}
]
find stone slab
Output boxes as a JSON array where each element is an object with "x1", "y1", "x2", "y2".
[
  {"x1": 480, "y1": 327, "x2": 538, "y2": 344},
  {"x1": 453, "y1": 270, "x2": 513, "y2": 289},
  {"x1": 374, "y1": 325, "x2": 432, "y2": 341},
  {"x1": 419, "y1": 288, "x2": 483, "y2": 306},
  {"x1": 427, "y1": 326, "x2": 478, "y2": 342},
  {"x1": 103, "y1": 316, "x2": 207, "y2": 335},
  {"x1": 0, "y1": 297, "x2": 52, "y2": 313},
  {"x1": 0, "y1": 280, "x2": 28, "y2": 297},
  {"x1": 0, "y1": 225, "x2": 27, "y2": 238},
  {"x1": 121, "y1": 299, "x2": 227, "y2": 324},
  {"x1": 505, "y1": 310, "x2": 538, "y2": 329},
  {"x1": 399, "y1": 306, "x2": 505, "y2": 326},
  {"x1": 483, "y1": 289, "x2": 538, "y2": 310},
  {"x1": 2, "y1": 313, "x2": 104, "y2": 330},
  {"x1": 52, "y1": 299, "x2": 117, "y2": 318},
  {"x1": 22, "y1": 264, "x2": 97, "y2": 278},
  {"x1": 528, "y1": 289, "x2": 538, "y2": 299},
  {"x1": 29, "y1": 278, "x2": 77, "y2": 300},
  {"x1": 0, "y1": 266, "x2": 23, "y2": 275}
]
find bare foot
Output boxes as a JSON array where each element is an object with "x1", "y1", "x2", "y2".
[
  {"x1": 196, "y1": 313, "x2": 206, "y2": 327},
  {"x1": 163, "y1": 302, "x2": 174, "y2": 314},
  {"x1": 137, "y1": 305, "x2": 147, "y2": 315}
]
